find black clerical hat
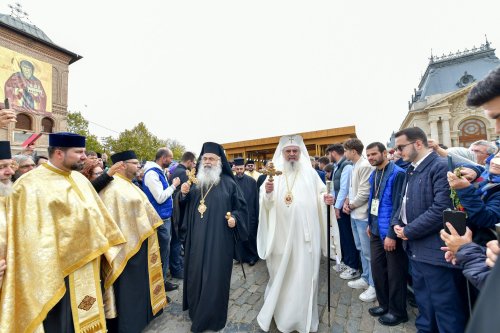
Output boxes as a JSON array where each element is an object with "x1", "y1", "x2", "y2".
[
  {"x1": 234, "y1": 158, "x2": 245, "y2": 166},
  {"x1": 245, "y1": 159, "x2": 255, "y2": 165},
  {"x1": 111, "y1": 150, "x2": 137, "y2": 163},
  {"x1": 49, "y1": 132, "x2": 86, "y2": 148},
  {"x1": 202, "y1": 142, "x2": 221, "y2": 156},
  {"x1": 0, "y1": 141, "x2": 11, "y2": 160}
]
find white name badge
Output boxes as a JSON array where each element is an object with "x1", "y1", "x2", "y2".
[{"x1": 371, "y1": 199, "x2": 380, "y2": 216}]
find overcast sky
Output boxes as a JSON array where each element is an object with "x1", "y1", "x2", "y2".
[{"x1": 9, "y1": 1, "x2": 500, "y2": 153}]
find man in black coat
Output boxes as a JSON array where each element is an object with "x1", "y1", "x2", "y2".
[
  {"x1": 169, "y1": 151, "x2": 196, "y2": 279},
  {"x1": 233, "y1": 157, "x2": 260, "y2": 265}
]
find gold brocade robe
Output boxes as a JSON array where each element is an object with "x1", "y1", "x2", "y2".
[
  {"x1": 245, "y1": 170, "x2": 261, "y2": 181},
  {"x1": 0, "y1": 196, "x2": 6, "y2": 290},
  {"x1": 0, "y1": 163, "x2": 125, "y2": 333},
  {"x1": 99, "y1": 174, "x2": 165, "y2": 314}
]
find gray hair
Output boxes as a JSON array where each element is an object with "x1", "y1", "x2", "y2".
[
  {"x1": 446, "y1": 147, "x2": 477, "y2": 164},
  {"x1": 471, "y1": 140, "x2": 498, "y2": 155},
  {"x1": 13, "y1": 154, "x2": 34, "y2": 165}
]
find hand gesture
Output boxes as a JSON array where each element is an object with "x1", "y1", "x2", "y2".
[
  {"x1": 486, "y1": 240, "x2": 500, "y2": 268},
  {"x1": 107, "y1": 161, "x2": 125, "y2": 176},
  {"x1": 394, "y1": 225, "x2": 408, "y2": 240},
  {"x1": 172, "y1": 177, "x2": 181, "y2": 187},
  {"x1": 439, "y1": 223, "x2": 472, "y2": 254},
  {"x1": 0, "y1": 109, "x2": 16, "y2": 127},
  {"x1": 447, "y1": 171, "x2": 470, "y2": 190},
  {"x1": 324, "y1": 193, "x2": 334, "y2": 205},
  {"x1": 227, "y1": 216, "x2": 236, "y2": 228},
  {"x1": 265, "y1": 181, "x2": 274, "y2": 194},
  {"x1": 181, "y1": 182, "x2": 190, "y2": 195}
]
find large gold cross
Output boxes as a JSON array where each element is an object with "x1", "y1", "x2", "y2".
[
  {"x1": 261, "y1": 162, "x2": 282, "y2": 182},
  {"x1": 186, "y1": 168, "x2": 198, "y2": 185}
]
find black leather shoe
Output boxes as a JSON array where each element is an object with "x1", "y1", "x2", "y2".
[
  {"x1": 378, "y1": 313, "x2": 408, "y2": 326},
  {"x1": 165, "y1": 281, "x2": 179, "y2": 291},
  {"x1": 249, "y1": 260, "x2": 256, "y2": 266},
  {"x1": 368, "y1": 306, "x2": 387, "y2": 317},
  {"x1": 166, "y1": 296, "x2": 172, "y2": 303}
]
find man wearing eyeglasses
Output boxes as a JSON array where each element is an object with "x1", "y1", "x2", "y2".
[
  {"x1": 391, "y1": 127, "x2": 466, "y2": 333},
  {"x1": 99, "y1": 150, "x2": 167, "y2": 333}
]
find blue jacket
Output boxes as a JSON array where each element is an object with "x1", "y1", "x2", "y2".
[
  {"x1": 391, "y1": 152, "x2": 455, "y2": 268},
  {"x1": 368, "y1": 161, "x2": 405, "y2": 240},
  {"x1": 456, "y1": 242, "x2": 490, "y2": 290},
  {"x1": 456, "y1": 182, "x2": 500, "y2": 230},
  {"x1": 143, "y1": 167, "x2": 173, "y2": 219}
]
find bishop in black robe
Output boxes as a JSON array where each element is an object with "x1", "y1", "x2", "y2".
[
  {"x1": 179, "y1": 142, "x2": 248, "y2": 332},
  {"x1": 234, "y1": 157, "x2": 260, "y2": 264}
]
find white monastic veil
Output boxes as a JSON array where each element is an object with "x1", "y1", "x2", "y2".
[{"x1": 257, "y1": 134, "x2": 328, "y2": 259}]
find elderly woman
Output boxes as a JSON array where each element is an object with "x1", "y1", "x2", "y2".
[{"x1": 81, "y1": 158, "x2": 124, "y2": 193}]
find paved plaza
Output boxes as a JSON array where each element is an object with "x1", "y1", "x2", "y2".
[{"x1": 145, "y1": 258, "x2": 418, "y2": 333}]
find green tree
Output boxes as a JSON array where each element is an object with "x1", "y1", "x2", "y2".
[
  {"x1": 168, "y1": 139, "x2": 186, "y2": 160},
  {"x1": 105, "y1": 122, "x2": 175, "y2": 162},
  {"x1": 67, "y1": 111, "x2": 103, "y2": 153}
]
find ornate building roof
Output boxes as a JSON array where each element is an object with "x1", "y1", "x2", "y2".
[
  {"x1": 409, "y1": 39, "x2": 500, "y2": 110},
  {"x1": 0, "y1": 12, "x2": 82, "y2": 63}
]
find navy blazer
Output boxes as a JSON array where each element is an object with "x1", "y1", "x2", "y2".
[{"x1": 391, "y1": 152, "x2": 455, "y2": 268}]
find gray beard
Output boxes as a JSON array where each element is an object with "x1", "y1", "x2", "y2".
[
  {"x1": 197, "y1": 163, "x2": 222, "y2": 190},
  {"x1": 0, "y1": 181, "x2": 13, "y2": 197},
  {"x1": 283, "y1": 160, "x2": 300, "y2": 174}
]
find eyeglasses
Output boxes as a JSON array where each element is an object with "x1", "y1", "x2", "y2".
[
  {"x1": 202, "y1": 156, "x2": 219, "y2": 162},
  {"x1": 92, "y1": 171, "x2": 104, "y2": 176},
  {"x1": 396, "y1": 142, "x2": 415, "y2": 152}
]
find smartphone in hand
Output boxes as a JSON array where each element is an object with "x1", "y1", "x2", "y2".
[{"x1": 443, "y1": 209, "x2": 467, "y2": 236}]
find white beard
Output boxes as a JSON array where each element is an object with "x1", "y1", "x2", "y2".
[
  {"x1": 197, "y1": 162, "x2": 222, "y2": 190},
  {"x1": 283, "y1": 160, "x2": 300, "y2": 174},
  {"x1": 0, "y1": 181, "x2": 13, "y2": 197}
]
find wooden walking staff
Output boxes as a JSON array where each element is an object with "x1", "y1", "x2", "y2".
[
  {"x1": 261, "y1": 161, "x2": 282, "y2": 182},
  {"x1": 326, "y1": 180, "x2": 332, "y2": 327},
  {"x1": 226, "y1": 212, "x2": 246, "y2": 279}
]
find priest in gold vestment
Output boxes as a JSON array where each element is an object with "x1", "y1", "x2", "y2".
[
  {"x1": 100, "y1": 150, "x2": 167, "y2": 333},
  {"x1": 0, "y1": 133, "x2": 126, "y2": 333},
  {"x1": 0, "y1": 141, "x2": 15, "y2": 292}
]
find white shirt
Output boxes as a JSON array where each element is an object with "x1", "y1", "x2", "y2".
[
  {"x1": 143, "y1": 161, "x2": 176, "y2": 204},
  {"x1": 401, "y1": 150, "x2": 433, "y2": 224}
]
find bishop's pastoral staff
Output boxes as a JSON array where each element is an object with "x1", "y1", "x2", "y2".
[
  {"x1": 179, "y1": 142, "x2": 248, "y2": 333},
  {"x1": 257, "y1": 134, "x2": 330, "y2": 333}
]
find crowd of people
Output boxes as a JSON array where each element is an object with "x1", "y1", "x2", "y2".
[{"x1": 0, "y1": 67, "x2": 499, "y2": 333}]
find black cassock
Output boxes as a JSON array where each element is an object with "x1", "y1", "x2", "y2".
[
  {"x1": 179, "y1": 174, "x2": 248, "y2": 332},
  {"x1": 234, "y1": 174, "x2": 259, "y2": 263}
]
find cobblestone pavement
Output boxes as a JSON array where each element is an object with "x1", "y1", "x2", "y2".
[{"x1": 144, "y1": 258, "x2": 418, "y2": 333}]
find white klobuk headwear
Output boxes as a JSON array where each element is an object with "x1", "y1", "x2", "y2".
[{"x1": 271, "y1": 134, "x2": 312, "y2": 171}]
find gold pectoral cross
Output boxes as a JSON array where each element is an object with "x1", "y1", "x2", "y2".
[{"x1": 198, "y1": 199, "x2": 207, "y2": 218}]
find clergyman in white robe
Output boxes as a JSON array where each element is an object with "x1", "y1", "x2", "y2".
[{"x1": 256, "y1": 134, "x2": 331, "y2": 333}]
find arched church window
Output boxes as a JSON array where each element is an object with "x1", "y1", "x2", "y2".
[
  {"x1": 458, "y1": 118, "x2": 487, "y2": 148},
  {"x1": 41, "y1": 117, "x2": 54, "y2": 133},
  {"x1": 15, "y1": 113, "x2": 32, "y2": 131}
]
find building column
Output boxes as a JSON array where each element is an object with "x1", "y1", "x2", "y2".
[
  {"x1": 441, "y1": 115, "x2": 452, "y2": 147},
  {"x1": 429, "y1": 118, "x2": 439, "y2": 142}
]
